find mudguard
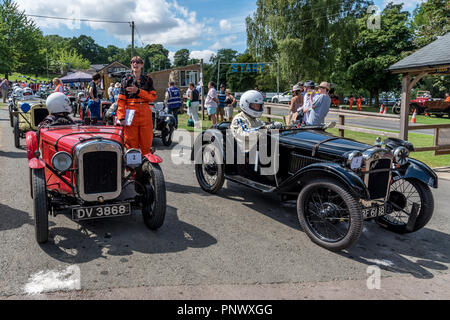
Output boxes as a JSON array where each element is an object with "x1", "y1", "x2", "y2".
[
  {"x1": 164, "y1": 115, "x2": 176, "y2": 127},
  {"x1": 144, "y1": 153, "x2": 163, "y2": 164},
  {"x1": 279, "y1": 162, "x2": 370, "y2": 199},
  {"x1": 393, "y1": 158, "x2": 438, "y2": 188},
  {"x1": 28, "y1": 157, "x2": 46, "y2": 169},
  {"x1": 26, "y1": 131, "x2": 38, "y2": 161}
]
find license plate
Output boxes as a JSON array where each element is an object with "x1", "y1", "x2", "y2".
[
  {"x1": 72, "y1": 203, "x2": 131, "y2": 221},
  {"x1": 362, "y1": 203, "x2": 391, "y2": 219}
]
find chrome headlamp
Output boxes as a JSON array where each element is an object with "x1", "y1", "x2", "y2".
[
  {"x1": 346, "y1": 151, "x2": 364, "y2": 171},
  {"x1": 393, "y1": 146, "x2": 409, "y2": 166},
  {"x1": 52, "y1": 152, "x2": 73, "y2": 172},
  {"x1": 124, "y1": 149, "x2": 142, "y2": 169}
]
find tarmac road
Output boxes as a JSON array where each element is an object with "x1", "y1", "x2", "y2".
[{"x1": 0, "y1": 106, "x2": 449, "y2": 300}]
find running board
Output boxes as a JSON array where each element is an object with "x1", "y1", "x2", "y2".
[{"x1": 225, "y1": 175, "x2": 276, "y2": 193}]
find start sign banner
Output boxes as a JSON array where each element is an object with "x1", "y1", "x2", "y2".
[{"x1": 232, "y1": 63, "x2": 266, "y2": 73}]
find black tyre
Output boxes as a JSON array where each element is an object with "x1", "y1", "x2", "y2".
[
  {"x1": 13, "y1": 116, "x2": 20, "y2": 148},
  {"x1": 32, "y1": 168, "x2": 49, "y2": 243},
  {"x1": 297, "y1": 178, "x2": 363, "y2": 251},
  {"x1": 392, "y1": 103, "x2": 400, "y2": 114},
  {"x1": 377, "y1": 178, "x2": 434, "y2": 233},
  {"x1": 9, "y1": 105, "x2": 14, "y2": 127},
  {"x1": 138, "y1": 162, "x2": 166, "y2": 230},
  {"x1": 194, "y1": 143, "x2": 225, "y2": 194},
  {"x1": 161, "y1": 125, "x2": 174, "y2": 146}
]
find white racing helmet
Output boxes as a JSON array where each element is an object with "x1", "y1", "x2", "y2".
[
  {"x1": 239, "y1": 90, "x2": 264, "y2": 118},
  {"x1": 14, "y1": 87, "x2": 23, "y2": 97},
  {"x1": 23, "y1": 87, "x2": 33, "y2": 96},
  {"x1": 46, "y1": 92, "x2": 72, "y2": 114},
  {"x1": 78, "y1": 91, "x2": 86, "y2": 99}
]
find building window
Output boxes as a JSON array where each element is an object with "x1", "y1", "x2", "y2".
[{"x1": 180, "y1": 71, "x2": 199, "y2": 87}]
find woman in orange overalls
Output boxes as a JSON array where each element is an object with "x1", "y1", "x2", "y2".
[
  {"x1": 117, "y1": 56, "x2": 157, "y2": 154},
  {"x1": 356, "y1": 95, "x2": 362, "y2": 111},
  {"x1": 349, "y1": 94, "x2": 354, "y2": 110}
]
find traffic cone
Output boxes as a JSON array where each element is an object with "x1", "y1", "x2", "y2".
[
  {"x1": 383, "y1": 106, "x2": 387, "y2": 114},
  {"x1": 411, "y1": 109, "x2": 417, "y2": 123},
  {"x1": 379, "y1": 105, "x2": 384, "y2": 114}
]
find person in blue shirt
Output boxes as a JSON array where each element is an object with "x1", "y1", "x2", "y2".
[
  {"x1": 164, "y1": 81, "x2": 182, "y2": 128},
  {"x1": 217, "y1": 84, "x2": 227, "y2": 122},
  {"x1": 306, "y1": 82, "x2": 331, "y2": 126}
]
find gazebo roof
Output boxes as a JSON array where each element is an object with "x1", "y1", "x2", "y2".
[{"x1": 389, "y1": 32, "x2": 450, "y2": 73}]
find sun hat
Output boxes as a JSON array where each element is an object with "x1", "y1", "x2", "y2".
[{"x1": 319, "y1": 82, "x2": 330, "y2": 90}]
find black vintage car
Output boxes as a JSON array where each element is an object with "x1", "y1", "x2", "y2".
[{"x1": 192, "y1": 122, "x2": 437, "y2": 251}]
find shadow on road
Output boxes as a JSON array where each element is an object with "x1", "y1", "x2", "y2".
[
  {"x1": 39, "y1": 205, "x2": 217, "y2": 264},
  {"x1": 0, "y1": 203, "x2": 33, "y2": 231},
  {"x1": 0, "y1": 150, "x2": 27, "y2": 159},
  {"x1": 218, "y1": 181, "x2": 450, "y2": 279}
]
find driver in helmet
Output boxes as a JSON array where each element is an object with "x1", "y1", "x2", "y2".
[
  {"x1": 231, "y1": 90, "x2": 282, "y2": 151},
  {"x1": 22, "y1": 87, "x2": 33, "y2": 97},
  {"x1": 38, "y1": 92, "x2": 75, "y2": 128}
]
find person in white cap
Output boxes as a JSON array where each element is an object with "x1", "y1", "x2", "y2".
[{"x1": 306, "y1": 81, "x2": 331, "y2": 126}]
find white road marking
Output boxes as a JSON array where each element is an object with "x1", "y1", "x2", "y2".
[
  {"x1": 365, "y1": 259, "x2": 395, "y2": 267},
  {"x1": 24, "y1": 265, "x2": 81, "y2": 295}
]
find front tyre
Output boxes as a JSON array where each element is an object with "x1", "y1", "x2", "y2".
[
  {"x1": 32, "y1": 168, "x2": 49, "y2": 243},
  {"x1": 138, "y1": 162, "x2": 166, "y2": 230},
  {"x1": 194, "y1": 143, "x2": 225, "y2": 194},
  {"x1": 377, "y1": 178, "x2": 434, "y2": 233},
  {"x1": 297, "y1": 178, "x2": 363, "y2": 251}
]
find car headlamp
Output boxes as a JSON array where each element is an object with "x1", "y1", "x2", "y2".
[
  {"x1": 51, "y1": 152, "x2": 73, "y2": 172},
  {"x1": 393, "y1": 146, "x2": 409, "y2": 166},
  {"x1": 346, "y1": 151, "x2": 364, "y2": 170},
  {"x1": 125, "y1": 149, "x2": 142, "y2": 168}
]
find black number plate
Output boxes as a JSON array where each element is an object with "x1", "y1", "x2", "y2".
[
  {"x1": 362, "y1": 203, "x2": 392, "y2": 219},
  {"x1": 72, "y1": 203, "x2": 131, "y2": 221}
]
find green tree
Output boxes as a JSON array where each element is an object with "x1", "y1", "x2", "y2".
[
  {"x1": 0, "y1": 0, "x2": 45, "y2": 77},
  {"x1": 54, "y1": 48, "x2": 91, "y2": 74},
  {"x1": 413, "y1": 0, "x2": 450, "y2": 48},
  {"x1": 173, "y1": 48, "x2": 190, "y2": 67},
  {"x1": 69, "y1": 35, "x2": 106, "y2": 64},
  {"x1": 346, "y1": 3, "x2": 414, "y2": 106}
]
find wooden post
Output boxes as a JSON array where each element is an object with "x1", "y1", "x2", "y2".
[
  {"x1": 400, "y1": 74, "x2": 411, "y2": 140},
  {"x1": 267, "y1": 105, "x2": 272, "y2": 122},
  {"x1": 339, "y1": 114, "x2": 345, "y2": 137}
]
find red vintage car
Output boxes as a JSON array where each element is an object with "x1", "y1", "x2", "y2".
[{"x1": 26, "y1": 121, "x2": 167, "y2": 243}]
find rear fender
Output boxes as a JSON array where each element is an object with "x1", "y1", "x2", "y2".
[
  {"x1": 281, "y1": 163, "x2": 370, "y2": 199},
  {"x1": 143, "y1": 153, "x2": 163, "y2": 164},
  {"x1": 393, "y1": 158, "x2": 438, "y2": 188}
]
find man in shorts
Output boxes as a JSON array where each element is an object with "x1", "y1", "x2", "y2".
[{"x1": 205, "y1": 81, "x2": 219, "y2": 125}]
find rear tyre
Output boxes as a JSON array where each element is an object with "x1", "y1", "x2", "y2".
[
  {"x1": 32, "y1": 168, "x2": 49, "y2": 243},
  {"x1": 13, "y1": 116, "x2": 20, "y2": 148},
  {"x1": 195, "y1": 143, "x2": 225, "y2": 194},
  {"x1": 377, "y1": 178, "x2": 433, "y2": 233},
  {"x1": 139, "y1": 162, "x2": 166, "y2": 230},
  {"x1": 297, "y1": 178, "x2": 363, "y2": 251}
]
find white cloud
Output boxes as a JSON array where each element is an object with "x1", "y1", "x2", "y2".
[
  {"x1": 18, "y1": 0, "x2": 209, "y2": 46},
  {"x1": 209, "y1": 35, "x2": 238, "y2": 50},
  {"x1": 190, "y1": 50, "x2": 216, "y2": 63},
  {"x1": 219, "y1": 19, "x2": 231, "y2": 31}
]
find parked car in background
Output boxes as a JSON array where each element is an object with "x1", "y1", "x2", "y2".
[{"x1": 271, "y1": 91, "x2": 292, "y2": 104}]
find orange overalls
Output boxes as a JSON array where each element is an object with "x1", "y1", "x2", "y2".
[
  {"x1": 349, "y1": 97, "x2": 354, "y2": 110},
  {"x1": 117, "y1": 74, "x2": 157, "y2": 154},
  {"x1": 357, "y1": 97, "x2": 362, "y2": 111}
]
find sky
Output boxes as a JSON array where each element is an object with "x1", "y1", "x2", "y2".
[{"x1": 17, "y1": 0, "x2": 426, "y2": 63}]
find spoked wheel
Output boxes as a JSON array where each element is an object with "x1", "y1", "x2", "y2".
[
  {"x1": 136, "y1": 162, "x2": 166, "y2": 230},
  {"x1": 377, "y1": 178, "x2": 434, "y2": 233},
  {"x1": 195, "y1": 143, "x2": 225, "y2": 194},
  {"x1": 297, "y1": 178, "x2": 363, "y2": 251},
  {"x1": 161, "y1": 124, "x2": 174, "y2": 146},
  {"x1": 9, "y1": 105, "x2": 14, "y2": 127},
  {"x1": 32, "y1": 168, "x2": 49, "y2": 243},
  {"x1": 13, "y1": 116, "x2": 20, "y2": 148}
]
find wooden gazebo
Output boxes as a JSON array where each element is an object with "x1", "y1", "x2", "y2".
[{"x1": 389, "y1": 32, "x2": 450, "y2": 140}]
